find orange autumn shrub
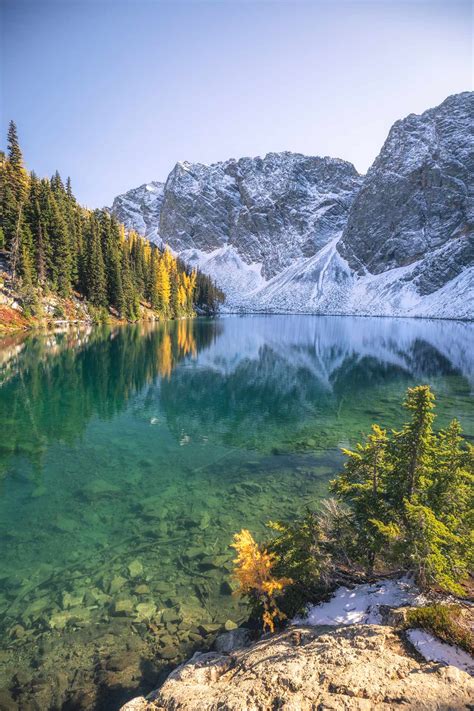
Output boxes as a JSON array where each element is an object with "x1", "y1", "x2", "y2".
[{"x1": 231, "y1": 528, "x2": 292, "y2": 632}]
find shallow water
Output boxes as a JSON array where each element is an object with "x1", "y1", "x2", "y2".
[{"x1": 0, "y1": 315, "x2": 473, "y2": 709}]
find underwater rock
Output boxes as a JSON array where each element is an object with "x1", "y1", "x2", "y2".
[
  {"x1": 111, "y1": 599, "x2": 135, "y2": 617},
  {"x1": 198, "y1": 512, "x2": 211, "y2": 530},
  {"x1": 161, "y1": 608, "x2": 181, "y2": 624},
  {"x1": 134, "y1": 584, "x2": 150, "y2": 595},
  {"x1": 159, "y1": 645, "x2": 179, "y2": 660},
  {"x1": 0, "y1": 689, "x2": 18, "y2": 710},
  {"x1": 198, "y1": 556, "x2": 225, "y2": 571},
  {"x1": 89, "y1": 586, "x2": 112, "y2": 606},
  {"x1": 240, "y1": 482, "x2": 263, "y2": 494},
  {"x1": 23, "y1": 596, "x2": 51, "y2": 620},
  {"x1": 224, "y1": 620, "x2": 238, "y2": 631},
  {"x1": 219, "y1": 580, "x2": 237, "y2": 596},
  {"x1": 135, "y1": 602, "x2": 156, "y2": 620},
  {"x1": 62, "y1": 591, "x2": 84, "y2": 609},
  {"x1": 106, "y1": 651, "x2": 141, "y2": 672},
  {"x1": 159, "y1": 633, "x2": 176, "y2": 647},
  {"x1": 184, "y1": 547, "x2": 205, "y2": 560},
  {"x1": 8, "y1": 623, "x2": 26, "y2": 640},
  {"x1": 108, "y1": 575, "x2": 128, "y2": 595},
  {"x1": 198, "y1": 622, "x2": 222, "y2": 635},
  {"x1": 151, "y1": 581, "x2": 171, "y2": 595},
  {"x1": 53, "y1": 514, "x2": 77, "y2": 532},
  {"x1": 82, "y1": 479, "x2": 121, "y2": 499},
  {"x1": 49, "y1": 611, "x2": 73, "y2": 630},
  {"x1": 128, "y1": 560, "x2": 144, "y2": 579}
]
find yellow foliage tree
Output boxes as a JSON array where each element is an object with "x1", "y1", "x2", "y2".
[
  {"x1": 231, "y1": 529, "x2": 292, "y2": 632},
  {"x1": 157, "y1": 257, "x2": 171, "y2": 313}
]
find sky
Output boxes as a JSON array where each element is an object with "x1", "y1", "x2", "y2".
[{"x1": 0, "y1": 0, "x2": 472, "y2": 207}]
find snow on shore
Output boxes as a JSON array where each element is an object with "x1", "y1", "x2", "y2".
[
  {"x1": 293, "y1": 577, "x2": 426, "y2": 626},
  {"x1": 407, "y1": 629, "x2": 474, "y2": 675},
  {"x1": 294, "y1": 577, "x2": 474, "y2": 675}
]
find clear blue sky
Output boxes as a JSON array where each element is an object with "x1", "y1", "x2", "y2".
[{"x1": 1, "y1": 0, "x2": 471, "y2": 207}]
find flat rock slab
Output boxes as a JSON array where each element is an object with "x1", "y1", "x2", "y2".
[{"x1": 121, "y1": 624, "x2": 474, "y2": 710}]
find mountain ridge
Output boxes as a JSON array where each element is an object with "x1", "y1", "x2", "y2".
[{"x1": 110, "y1": 92, "x2": 474, "y2": 320}]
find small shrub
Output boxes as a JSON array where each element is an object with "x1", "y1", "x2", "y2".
[
  {"x1": 231, "y1": 528, "x2": 292, "y2": 632},
  {"x1": 405, "y1": 604, "x2": 473, "y2": 655}
]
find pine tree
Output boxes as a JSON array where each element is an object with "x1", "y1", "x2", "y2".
[
  {"x1": 85, "y1": 215, "x2": 107, "y2": 306},
  {"x1": 104, "y1": 217, "x2": 125, "y2": 313},
  {"x1": 7, "y1": 120, "x2": 28, "y2": 204},
  {"x1": 120, "y1": 244, "x2": 138, "y2": 320},
  {"x1": 331, "y1": 385, "x2": 473, "y2": 591},
  {"x1": 403, "y1": 501, "x2": 468, "y2": 595},
  {"x1": 330, "y1": 424, "x2": 391, "y2": 572},
  {"x1": 388, "y1": 385, "x2": 436, "y2": 506},
  {"x1": 49, "y1": 194, "x2": 73, "y2": 296}
]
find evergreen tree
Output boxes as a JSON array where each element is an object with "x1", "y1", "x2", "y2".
[
  {"x1": 0, "y1": 120, "x2": 220, "y2": 318},
  {"x1": 85, "y1": 215, "x2": 107, "y2": 306},
  {"x1": 330, "y1": 385, "x2": 473, "y2": 593},
  {"x1": 49, "y1": 194, "x2": 73, "y2": 296},
  {"x1": 330, "y1": 424, "x2": 392, "y2": 572},
  {"x1": 388, "y1": 386, "x2": 436, "y2": 506},
  {"x1": 7, "y1": 120, "x2": 28, "y2": 204}
]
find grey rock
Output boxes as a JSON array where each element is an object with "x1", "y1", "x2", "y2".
[
  {"x1": 214, "y1": 627, "x2": 252, "y2": 653},
  {"x1": 159, "y1": 153, "x2": 362, "y2": 280},
  {"x1": 339, "y1": 92, "x2": 473, "y2": 281}
]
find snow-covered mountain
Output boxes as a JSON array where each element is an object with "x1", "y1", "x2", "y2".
[
  {"x1": 110, "y1": 92, "x2": 474, "y2": 319},
  {"x1": 110, "y1": 180, "x2": 164, "y2": 244}
]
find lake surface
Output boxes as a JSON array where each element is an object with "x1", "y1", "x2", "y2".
[{"x1": 0, "y1": 315, "x2": 473, "y2": 709}]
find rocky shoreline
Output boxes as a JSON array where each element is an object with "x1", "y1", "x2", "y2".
[
  {"x1": 121, "y1": 623, "x2": 473, "y2": 711},
  {"x1": 120, "y1": 580, "x2": 474, "y2": 711}
]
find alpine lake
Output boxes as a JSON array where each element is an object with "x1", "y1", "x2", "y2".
[{"x1": 0, "y1": 315, "x2": 473, "y2": 710}]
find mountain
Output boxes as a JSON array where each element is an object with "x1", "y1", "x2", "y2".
[
  {"x1": 110, "y1": 180, "x2": 165, "y2": 244},
  {"x1": 110, "y1": 92, "x2": 474, "y2": 319}
]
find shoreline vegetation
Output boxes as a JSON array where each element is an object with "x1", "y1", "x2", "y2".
[
  {"x1": 230, "y1": 385, "x2": 473, "y2": 631},
  {"x1": 121, "y1": 385, "x2": 473, "y2": 709},
  {"x1": 0, "y1": 121, "x2": 224, "y2": 334}
]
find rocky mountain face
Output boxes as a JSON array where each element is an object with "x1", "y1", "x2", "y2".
[
  {"x1": 110, "y1": 181, "x2": 164, "y2": 244},
  {"x1": 159, "y1": 153, "x2": 362, "y2": 279},
  {"x1": 338, "y1": 92, "x2": 473, "y2": 290},
  {"x1": 110, "y1": 92, "x2": 473, "y2": 319}
]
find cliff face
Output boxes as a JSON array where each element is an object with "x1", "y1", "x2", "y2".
[
  {"x1": 338, "y1": 92, "x2": 473, "y2": 291},
  {"x1": 159, "y1": 153, "x2": 362, "y2": 280},
  {"x1": 110, "y1": 93, "x2": 474, "y2": 319}
]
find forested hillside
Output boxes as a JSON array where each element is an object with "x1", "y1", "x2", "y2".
[{"x1": 0, "y1": 121, "x2": 224, "y2": 322}]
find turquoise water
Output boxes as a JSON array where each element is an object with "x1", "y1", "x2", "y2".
[{"x1": 0, "y1": 315, "x2": 473, "y2": 709}]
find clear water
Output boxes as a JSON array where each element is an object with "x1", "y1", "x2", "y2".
[{"x1": 0, "y1": 315, "x2": 473, "y2": 709}]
